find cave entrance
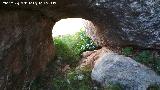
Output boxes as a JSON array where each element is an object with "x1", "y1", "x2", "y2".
[
  {"x1": 51, "y1": 18, "x2": 99, "y2": 89},
  {"x1": 52, "y1": 18, "x2": 98, "y2": 67},
  {"x1": 30, "y1": 18, "x2": 100, "y2": 90}
]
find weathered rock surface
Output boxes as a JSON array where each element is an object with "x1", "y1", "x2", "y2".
[
  {"x1": 84, "y1": 0, "x2": 160, "y2": 48},
  {"x1": 1, "y1": 0, "x2": 160, "y2": 89},
  {"x1": 92, "y1": 52, "x2": 160, "y2": 90},
  {"x1": 0, "y1": 10, "x2": 55, "y2": 90},
  {"x1": 1, "y1": 0, "x2": 160, "y2": 48},
  {"x1": 78, "y1": 47, "x2": 111, "y2": 70}
]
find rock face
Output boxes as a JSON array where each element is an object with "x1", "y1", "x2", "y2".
[
  {"x1": 0, "y1": 10, "x2": 55, "y2": 89},
  {"x1": 84, "y1": 0, "x2": 160, "y2": 48},
  {"x1": 92, "y1": 52, "x2": 160, "y2": 90},
  {"x1": 1, "y1": 0, "x2": 160, "y2": 48},
  {"x1": 0, "y1": 0, "x2": 160, "y2": 89},
  {"x1": 78, "y1": 47, "x2": 111, "y2": 70}
]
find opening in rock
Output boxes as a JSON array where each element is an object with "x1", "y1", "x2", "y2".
[
  {"x1": 52, "y1": 18, "x2": 98, "y2": 67},
  {"x1": 31, "y1": 18, "x2": 106, "y2": 90},
  {"x1": 52, "y1": 18, "x2": 85, "y2": 37},
  {"x1": 47, "y1": 18, "x2": 101, "y2": 89}
]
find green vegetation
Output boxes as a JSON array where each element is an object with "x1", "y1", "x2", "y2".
[
  {"x1": 52, "y1": 69, "x2": 93, "y2": 90},
  {"x1": 50, "y1": 29, "x2": 97, "y2": 90},
  {"x1": 121, "y1": 47, "x2": 160, "y2": 89},
  {"x1": 122, "y1": 47, "x2": 160, "y2": 74},
  {"x1": 30, "y1": 29, "x2": 98, "y2": 90},
  {"x1": 30, "y1": 29, "x2": 125, "y2": 90},
  {"x1": 135, "y1": 51, "x2": 153, "y2": 64},
  {"x1": 53, "y1": 29, "x2": 97, "y2": 67},
  {"x1": 30, "y1": 35, "x2": 160, "y2": 90},
  {"x1": 147, "y1": 85, "x2": 160, "y2": 90},
  {"x1": 30, "y1": 60, "x2": 94, "y2": 90},
  {"x1": 122, "y1": 47, "x2": 133, "y2": 56},
  {"x1": 104, "y1": 83, "x2": 124, "y2": 90}
]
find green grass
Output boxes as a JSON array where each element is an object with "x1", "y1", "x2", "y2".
[
  {"x1": 147, "y1": 85, "x2": 160, "y2": 90},
  {"x1": 104, "y1": 83, "x2": 124, "y2": 90},
  {"x1": 51, "y1": 29, "x2": 98, "y2": 90},
  {"x1": 53, "y1": 29, "x2": 97, "y2": 67},
  {"x1": 121, "y1": 47, "x2": 160, "y2": 89},
  {"x1": 52, "y1": 69, "x2": 93, "y2": 90},
  {"x1": 122, "y1": 47, "x2": 160, "y2": 74},
  {"x1": 122, "y1": 47, "x2": 133, "y2": 56},
  {"x1": 30, "y1": 30, "x2": 125, "y2": 90},
  {"x1": 135, "y1": 51, "x2": 153, "y2": 64},
  {"x1": 51, "y1": 29, "x2": 125, "y2": 90}
]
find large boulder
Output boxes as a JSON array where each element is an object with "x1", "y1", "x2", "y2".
[{"x1": 91, "y1": 52, "x2": 160, "y2": 90}]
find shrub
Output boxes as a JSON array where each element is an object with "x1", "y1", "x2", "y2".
[
  {"x1": 147, "y1": 85, "x2": 160, "y2": 90},
  {"x1": 122, "y1": 47, "x2": 133, "y2": 56},
  {"x1": 30, "y1": 29, "x2": 98, "y2": 90},
  {"x1": 67, "y1": 69, "x2": 92, "y2": 90},
  {"x1": 52, "y1": 68, "x2": 93, "y2": 90},
  {"x1": 153, "y1": 57, "x2": 160, "y2": 74},
  {"x1": 104, "y1": 83, "x2": 124, "y2": 90},
  {"x1": 53, "y1": 29, "x2": 97, "y2": 67},
  {"x1": 135, "y1": 51, "x2": 160, "y2": 75},
  {"x1": 122, "y1": 47, "x2": 160, "y2": 75},
  {"x1": 51, "y1": 29, "x2": 98, "y2": 90},
  {"x1": 135, "y1": 50, "x2": 153, "y2": 64}
]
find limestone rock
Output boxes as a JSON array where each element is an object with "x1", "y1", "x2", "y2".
[
  {"x1": 1, "y1": 0, "x2": 160, "y2": 48},
  {"x1": 0, "y1": 10, "x2": 55, "y2": 90},
  {"x1": 1, "y1": 0, "x2": 160, "y2": 89},
  {"x1": 91, "y1": 52, "x2": 160, "y2": 90},
  {"x1": 78, "y1": 47, "x2": 111, "y2": 70},
  {"x1": 85, "y1": 0, "x2": 160, "y2": 49}
]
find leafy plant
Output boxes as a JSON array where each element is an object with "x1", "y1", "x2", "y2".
[
  {"x1": 147, "y1": 85, "x2": 160, "y2": 90},
  {"x1": 50, "y1": 29, "x2": 99, "y2": 90},
  {"x1": 52, "y1": 68, "x2": 93, "y2": 90},
  {"x1": 53, "y1": 29, "x2": 98, "y2": 67},
  {"x1": 135, "y1": 51, "x2": 153, "y2": 64},
  {"x1": 104, "y1": 83, "x2": 124, "y2": 90},
  {"x1": 121, "y1": 46, "x2": 160, "y2": 75},
  {"x1": 122, "y1": 47, "x2": 133, "y2": 56},
  {"x1": 153, "y1": 57, "x2": 160, "y2": 74},
  {"x1": 67, "y1": 69, "x2": 92, "y2": 89}
]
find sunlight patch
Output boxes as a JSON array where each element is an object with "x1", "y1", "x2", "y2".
[{"x1": 52, "y1": 18, "x2": 85, "y2": 37}]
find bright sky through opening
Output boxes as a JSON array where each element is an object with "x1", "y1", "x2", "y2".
[{"x1": 52, "y1": 18, "x2": 85, "y2": 37}]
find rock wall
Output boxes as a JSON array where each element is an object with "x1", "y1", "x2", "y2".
[
  {"x1": 1, "y1": 0, "x2": 160, "y2": 48},
  {"x1": 0, "y1": 10, "x2": 55, "y2": 89},
  {"x1": 89, "y1": 0, "x2": 160, "y2": 49},
  {"x1": 0, "y1": 0, "x2": 160, "y2": 89}
]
